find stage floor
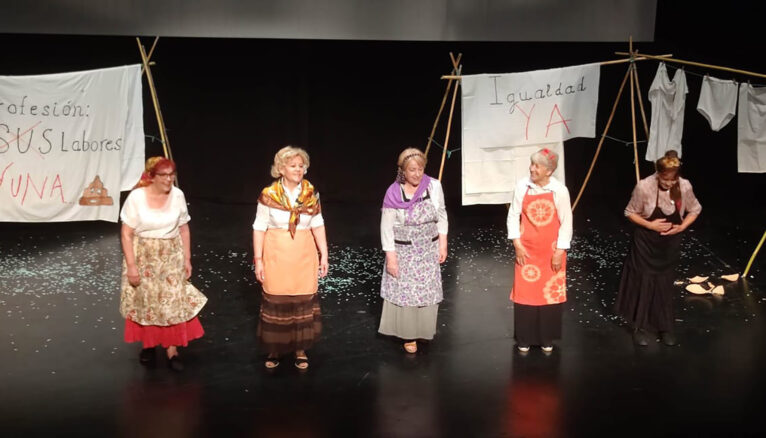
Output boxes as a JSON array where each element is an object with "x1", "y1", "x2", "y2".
[{"x1": 1, "y1": 199, "x2": 764, "y2": 437}]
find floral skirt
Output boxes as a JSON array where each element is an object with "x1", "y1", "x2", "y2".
[{"x1": 120, "y1": 236, "x2": 207, "y2": 326}]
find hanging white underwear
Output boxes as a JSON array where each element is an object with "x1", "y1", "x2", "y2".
[{"x1": 697, "y1": 75, "x2": 738, "y2": 131}]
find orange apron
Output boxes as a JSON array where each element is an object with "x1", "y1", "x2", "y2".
[
  {"x1": 262, "y1": 229, "x2": 318, "y2": 296},
  {"x1": 511, "y1": 188, "x2": 567, "y2": 306}
]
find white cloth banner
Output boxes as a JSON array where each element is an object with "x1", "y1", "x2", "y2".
[
  {"x1": 461, "y1": 63, "x2": 600, "y2": 205},
  {"x1": 0, "y1": 65, "x2": 145, "y2": 222}
]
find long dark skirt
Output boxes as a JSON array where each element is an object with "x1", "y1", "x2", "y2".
[
  {"x1": 615, "y1": 225, "x2": 681, "y2": 333},
  {"x1": 513, "y1": 302, "x2": 563, "y2": 346},
  {"x1": 257, "y1": 292, "x2": 321, "y2": 355}
]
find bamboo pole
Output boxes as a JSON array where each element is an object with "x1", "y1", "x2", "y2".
[
  {"x1": 140, "y1": 36, "x2": 160, "y2": 75},
  {"x1": 743, "y1": 229, "x2": 766, "y2": 277},
  {"x1": 136, "y1": 38, "x2": 173, "y2": 162},
  {"x1": 571, "y1": 66, "x2": 632, "y2": 211},
  {"x1": 628, "y1": 39, "x2": 641, "y2": 183},
  {"x1": 615, "y1": 51, "x2": 766, "y2": 79},
  {"x1": 439, "y1": 66, "x2": 461, "y2": 181},
  {"x1": 632, "y1": 60, "x2": 650, "y2": 138},
  {"x1": 440, "y1": 54, "x2": 672, "y2": 80},
  {"x1": 425, "y1": 52, "x2": 462, "y2": 157}
]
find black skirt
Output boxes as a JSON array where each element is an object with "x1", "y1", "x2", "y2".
[
  {"x1": 513, "y1": 302, "x2": 563, "y2": 346},
  {"x1": 615, "y1": 223, "x2": 682, "y2": 332}
]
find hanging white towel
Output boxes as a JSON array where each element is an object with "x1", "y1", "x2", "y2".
[
  {"x1": 737, "y1": 83, "x2": 766, "y2": 173},
  {"x1": 697, "y1": 75, "x2": 738, "y2": 131},
  {"x1": 646, "y1": 63, "x2": 688, "y2": 161}
]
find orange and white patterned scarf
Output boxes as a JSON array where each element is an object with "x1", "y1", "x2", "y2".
[{"x1": 258, "y1": 179, "x2": 321, "y2": 238}]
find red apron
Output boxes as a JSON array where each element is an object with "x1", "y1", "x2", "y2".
[{"x1": 511, "y1": 188, "x2": 567, "y2": 306}]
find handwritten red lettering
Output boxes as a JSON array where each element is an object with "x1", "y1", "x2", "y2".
[
  {"x1": 22, "y1": 174, "x2": 48, "y2": 205},
  {"x1": 545, "y1": 104, "x2": 572, "y2": 138},
  {"x1": 514, "y1": 104, "x2": 535, "y2": 141},
  {"x1": 50, "y1": 174, "x2": 65, "y2": 203},
  {"x1": 0, "y1": 162, "x2": 13, "y2": 186}
]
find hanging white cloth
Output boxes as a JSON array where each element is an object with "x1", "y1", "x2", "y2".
[
  {"x1": 737, "y1": 82, "x2": 766, "y2": 173},
  {"x1": 646, "y1": 63, "x2": 688, "y2": 161},
  {"x1": 697, "y1": 75, "x2": 738, "y2": 131}
]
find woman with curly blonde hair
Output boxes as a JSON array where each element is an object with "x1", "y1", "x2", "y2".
[{"x1": 252, "y1": 146, "x2": 328, "y2": 370}]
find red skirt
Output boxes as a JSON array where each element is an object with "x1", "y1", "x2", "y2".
[{"x1": 124, "y1": 317, "x2": 204, "y2": 348}]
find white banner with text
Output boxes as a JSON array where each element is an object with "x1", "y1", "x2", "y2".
[
  {"x1": 461, "y1": 63, "x2": 599, "y2": 205},
  {"x1": 0, "y1": 64, "x2": 145, "y2": 222}
]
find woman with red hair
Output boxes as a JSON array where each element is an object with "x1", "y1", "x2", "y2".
[
  {"x1": 616, "y1": 150, "x2": 701, "y2": 346},
  {"x1": 119, "y1": 157, "x2": 206, "y2": 371}
]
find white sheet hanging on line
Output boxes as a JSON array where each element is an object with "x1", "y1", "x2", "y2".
[
  {"x1": 0, "y1": 64, "x2": 145, "y2": 222},
  {"x1": 737, "y1": 82, "x2": 766, "y2": 173},
  {"x1": 697, "y1": 75, "x2": 738, "y2": 132},
  {"x1": 462, "y1": 142, "x2": 565, "y2": 205},
  {"x1": 646, "y1": 62, "x2": 688, "y2": 161},
  {"x1": 460, "y1": 63, "x2": 600, "y2": 205}
]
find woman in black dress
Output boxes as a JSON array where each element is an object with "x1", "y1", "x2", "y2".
[{"x1": 615, "y1": 150, "x2": 702, "y2": 346}]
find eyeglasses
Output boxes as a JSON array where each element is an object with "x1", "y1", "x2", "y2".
[{"x1": 155, "y1": 172, "x2": 176, "y2": 179}]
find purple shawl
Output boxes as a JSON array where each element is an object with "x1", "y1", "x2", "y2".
[{"x1": 382, "y1": 174, "x2": 432, "y2": 214}]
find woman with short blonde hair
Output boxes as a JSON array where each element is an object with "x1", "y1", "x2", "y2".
[{"x1": 253, "y1": 146, "x2": 328, "y2": 370}]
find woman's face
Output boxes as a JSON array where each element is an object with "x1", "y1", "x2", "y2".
[
  {"x1": 280, "y1": 155, "x2": 305, "y2": 186},
  {"x1": 402, "y1": 160, "x2": 424, "y2": 187},
  {"x1": 529, "y1": 161, "x2": 553, "y2": 185},
  {"x1": 658, "y1": 171, "x2": 679, "y2": 190},
  {"x1": 151, "y1": 165, "x2": 175, "y2": 193}
]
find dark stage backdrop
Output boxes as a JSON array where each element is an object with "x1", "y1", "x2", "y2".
[{"x1": 0, "y1": 4, "x2": 763, "y2": 215}]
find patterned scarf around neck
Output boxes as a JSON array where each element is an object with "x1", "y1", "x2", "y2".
[{"x1": 259, "y1": 178, "x2": 321, "y2": 238}]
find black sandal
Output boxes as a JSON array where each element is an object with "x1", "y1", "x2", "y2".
[{"x1": 265, "y1": 357, "x2": 280, "y2": 369}]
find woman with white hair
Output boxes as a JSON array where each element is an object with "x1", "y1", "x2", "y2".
[
  {"x1": 507, "y1": 148, "x2": 572, "y2": 353},
  {"x1": 379, "y1": 147, "x2": 448, "y2": 354},
  {"x1": 252, "y1": 146, "x2": 328, "y2": 370}
]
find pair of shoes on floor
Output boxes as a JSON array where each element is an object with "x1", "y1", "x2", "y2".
[
  {"x1": 517, "y1": 344, "x2": 530, "y2": 353},
  {"x1": 403, "y1": 341, "x2": 417, "y2": 354},
  {"x1": 633, "y1": 328, "x2": 649, "y2": 346},
  {"x1": 167, "y1": 355, "x2": 184, "y2": 372},
  {"x1": 541, "y1": 345, "x2": 554, "y2": 353},
  {"x1": 659, "y1": 331, "x2": 677, "y2": 346},
  {"x1": 139, "y1": 347, "x2": 155, "y2": 365},
  {"x1": 685, "y1": 282, "x2": 724, "y2": 296}
]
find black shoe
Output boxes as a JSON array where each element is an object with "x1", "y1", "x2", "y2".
[
  {"x1": 167, "y1": 356, "x2": 184, "y2": 372},
  {"x1": 139, "y1": 348, "x2": 155, "y2": 365},
  {"x1": 660, "y1": 331, "x2": 677, "y2": 346},
  {"x1": 633, "y1": 329, "x2": 649, "y2": 346}
]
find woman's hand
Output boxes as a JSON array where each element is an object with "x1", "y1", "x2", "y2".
[
  {"x1": 127, "y1": 264, "x2": 141, "y2": 287},
  {"x1": 513, "y1": 240, "x2": 529, "y2": 266},
  {"x1": 551, "y1": 248, "x2": 566, "y2": 272},
  {"x1": 648, "y1": 218, "x2": 672, "y2": 233},
  {"x1": 438, "y1": 235, "x2": 448, "y2": 264},
  {"x1": 385, "y1": 251, "x2": 399, "y2": 278},
  {"x1": 319, "y1": 254, "x2": 329, "y2": 278},
  {"x1": 184, "y1": 259, "x2": 192, "y2": 280},
  {"x1": 254, "y1": 259, "x2": 265, "y2": 283},
  {"x1": 661, "y1": 224, "x2": 685, "y2": 236}
]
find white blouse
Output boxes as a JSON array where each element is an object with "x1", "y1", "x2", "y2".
[
  {"x1": 252, "y1": 181, "x2": 325, "y2": 231},
  {"x1": 120, "y1": 187, "x2": 191, "y2": 239},
  {"x1": 380, "y1": 178, "x2": 448, "y2": 252},
  {"x1": 506, "y1": 176, "x2": 573, "y2": 250}
]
